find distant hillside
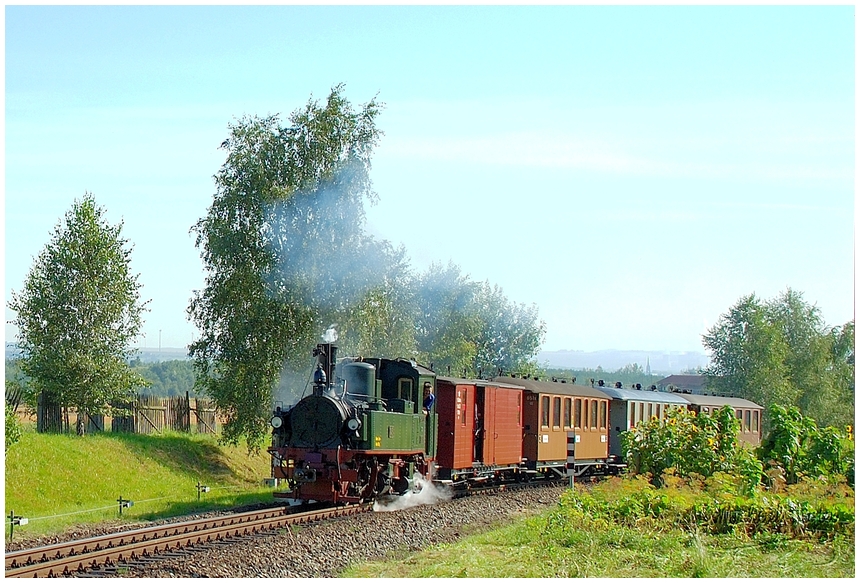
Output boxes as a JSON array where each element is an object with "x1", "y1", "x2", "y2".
[{"x1": 538, "y1": 349, "x2": 709, "y2": 374}]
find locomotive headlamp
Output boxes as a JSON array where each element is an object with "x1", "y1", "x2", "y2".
[
  {"x1": 271, "y1": 416, "x2": 283, "y2": 429},
  {"x1": 346, "y1": 417, "x2": 361, "y2": 432}
]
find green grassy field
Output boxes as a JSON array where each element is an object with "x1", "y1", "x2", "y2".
[{"x1": 4, "y1": 425, "x2": 274, "y2": 541}]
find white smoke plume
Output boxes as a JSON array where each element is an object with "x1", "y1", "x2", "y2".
[
  {"x1": 372, "y1": 473, "x2": 453, "y2": 512},
  {"x1": 322, "y1": 325, "x2": 338, "y2": 343}
]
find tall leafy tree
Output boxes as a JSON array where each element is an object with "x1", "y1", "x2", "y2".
[
  {"x1": 336, "y1": 240, "x2": 416, "y2": 359},
  {"x1": 414, "y1": 262, "x2": 482, "y2": 375},
  {"x1": 189, "y1": 85, "x2": 383, "y2": 449},
  {"x1": 702, "y1": 293, "x2": 793, "y2": 409},
  {"x1": 413, "y1": 262, "x2": 545, "y2": 377},
  {"x1": 8, "y1": 194, "x2": 148, "y2": 433},
  {"x1": 703, "y1": 289, "x2": 854, "y2": 428},
  {"x1": 473, "y1": 281, "x2": 546, "y2": 376}
]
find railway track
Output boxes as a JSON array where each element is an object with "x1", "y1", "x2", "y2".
[
  {"x1": 5, "y1": 478, "x2": 567, "y2": 578},
  {"x1": 5, "y1": 503, "x2": 370, "y2": 578}
]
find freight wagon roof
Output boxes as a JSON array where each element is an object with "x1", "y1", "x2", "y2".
[
  {"x1": 676, "y1": 393, "x2": 763, "y2": 410},
  {"x1": 490, "y1": 376, "x2": 609, "y2": 398},
  {"x1": 594, "y1": 387, "x2": 691, "y2": 404},
  {"x1": 436, "y1": 376, "x2": 525, "y2": 390}
]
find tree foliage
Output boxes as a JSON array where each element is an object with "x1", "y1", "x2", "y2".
[
  {"x1": 413, "y1": 262, "x2": 546, "y2": 377},
  {"x1": 189, "y1": 85, "x2": 385, "y2": 450},
  {"x1": 702, "y1": 289, "x2": 854, "y2": 429},
  {"x1": 7, "y1": 195, "x2": 148, "y2": 433},
  {"x1": 190, "y1": 87, "x2": 548, "y2": 449},
  {"x1": 130, "y1": 359, "x2": 198, "y2": 397}
]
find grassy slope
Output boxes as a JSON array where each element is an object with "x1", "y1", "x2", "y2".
[{"x1": 4, "y1": 426, "x2": 274, "y2": 541}]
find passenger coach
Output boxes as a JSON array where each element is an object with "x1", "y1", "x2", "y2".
[{"x1": 493, "y1": 376, "x2": 614, "y2": 478}]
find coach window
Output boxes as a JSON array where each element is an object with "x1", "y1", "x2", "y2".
[
  {"x1": 552, "y1": 397, "x2": 562, "y2": 429},
  {"x1": 629, "y1": 403, "x2": 635, "y2": 428},
  {"x1": 736, "y1": 409, "x2": 743, "y2": 421},
  {"x1": 752, "y1": 410, "x2": 759, "y2": 433},
  {"x1": 639, "y1": 402, "x2": 644, "y2": 424},
  {"x1": 564, "y1": 398, "x2": 572, "y2": 429},
  {"x1": 541, "y1": 396, "x2": 550, "y2": 428},
  {"x1": 458, "y1": 389, "x2": 467, "y2": 425},
  {"x1": 590, "y1": 400, "x2": 598, "y2": 429},
  {"x1": 599, "y1": 401, "x2": 607, "y2": 429},
  {"x1": 575, "y1": 399, "x2": 583, "y2": 429},
  {"x1": 744, "y1": 410, "x2": 751, "y2": 432}
]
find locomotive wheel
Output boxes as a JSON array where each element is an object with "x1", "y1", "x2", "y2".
[{"x1": 391, "y1": 475, "x2": 409, "y2": 494}]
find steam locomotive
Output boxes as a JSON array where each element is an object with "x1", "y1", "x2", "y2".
[
  {"x1": 268, "y1": 343, "x2": 763, "y2": 504},
  {"x1": 268, "y1": 343, "x2": 437, "y2": 504}
]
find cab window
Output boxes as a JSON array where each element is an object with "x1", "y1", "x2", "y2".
[{"x1": 397, "y1": 378, "x2": 413, "y2": 401}]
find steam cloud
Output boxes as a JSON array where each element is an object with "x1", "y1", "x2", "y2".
[{"x1": 372, "y1": 473, "x2": 453, "y2": 512}]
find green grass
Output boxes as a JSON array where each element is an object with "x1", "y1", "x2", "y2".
[
  {"x1": 342, "y1": 512, "x2": 855, "y2": 578},
  {"x1": 4, "y1": 425, "x2": 275, "y2": 541}
]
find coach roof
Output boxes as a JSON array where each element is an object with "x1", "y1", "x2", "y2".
[
  {"x1": 676, "y1": 393, "x2": 763, "y2": 410},
  {"x1": 490, "y1": 375, "x2": 609, "y2": 398},
  {"x1": 595, "y1": 386, "x2": 691, "y2": 404},
  {"x1": 437, "y1": 376, "x2": 524, "y2": 390}
]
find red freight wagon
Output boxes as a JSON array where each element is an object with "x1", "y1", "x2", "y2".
[{"x1": 434, "y1": 376, "x2": 525, "y2": 483}]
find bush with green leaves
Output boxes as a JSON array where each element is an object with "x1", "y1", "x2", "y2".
[
  {"x1": 622, "y1": 405, "x2": 763, "y2": 494},
  {"x1": 557, "y1": 471, "x2": 854, "y2": 540},
  {"x1": 759, "y1": 403, "x2": 854, "y2": 486},
  {"x1": 5, "y1": 402, "x2": 22, "y2": 451}
]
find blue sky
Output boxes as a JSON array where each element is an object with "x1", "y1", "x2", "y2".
[{"x1": 4, "y1": 5, "x2": 855, "y2": 354}]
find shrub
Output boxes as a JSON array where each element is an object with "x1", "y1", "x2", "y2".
[
  {"x1": 621, "y1": 406, "x2": 762, "y2": 493},
  {"x1": 5, "y1": 402, "x2": 22, "y2": 451},
  {"x1": 558, "y1": 473, "x2": 854, "y2": 540},
  {"x1": 759, "y1": 404, "x2": 854, "y2": 485}
]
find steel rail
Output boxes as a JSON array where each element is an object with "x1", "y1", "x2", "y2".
[
  {"x1": 5, "y1": 506, "x2": 290, "y2": 571},
  {"x1": 5, "y1": 504, "x2": 370, "y2": 578}
]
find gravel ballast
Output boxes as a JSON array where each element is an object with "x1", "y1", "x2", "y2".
[{"x1": 115, "y1": 485, "x2": 567, "y2": 578}]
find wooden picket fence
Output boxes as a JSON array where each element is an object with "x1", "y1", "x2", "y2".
[{"x1": 36, "y1": 392, "x2": 219, "y2": 435}]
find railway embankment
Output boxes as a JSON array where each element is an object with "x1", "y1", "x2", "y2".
[{"x1": 4, "y1": 428, "x2": 273, "y2": 547}]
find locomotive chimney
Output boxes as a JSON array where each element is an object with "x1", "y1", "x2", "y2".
[{"x1": 312, "y1": 342, "x2": 337, "y2": 396}]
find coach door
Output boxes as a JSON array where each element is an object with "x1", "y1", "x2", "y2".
[{"x1": 473, "y1": 386, "x2": 485, "y2": 463}]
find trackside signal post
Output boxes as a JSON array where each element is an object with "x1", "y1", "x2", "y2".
[{"x1": 566, "y1": 431, "x2": 577, "y2": 488}]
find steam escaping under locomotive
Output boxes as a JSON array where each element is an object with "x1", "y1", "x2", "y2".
[{"x1": 268, "y1": 342, "x2": 438, "y2": 504}]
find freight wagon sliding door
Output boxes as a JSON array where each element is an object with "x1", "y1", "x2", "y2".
[{"x1": 483, "y1": 387, "x2": 523, "y2": 466}]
